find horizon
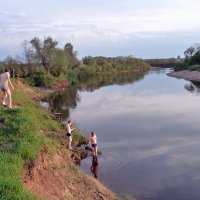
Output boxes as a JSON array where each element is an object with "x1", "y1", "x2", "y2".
[{"x1": 0, "y1": 0, "x2": 200, "y2": 60}]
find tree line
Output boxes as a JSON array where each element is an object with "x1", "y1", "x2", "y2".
[
  {"x1": 175, "y1": 44, "x2": 200, "y2": 71},
  {"x1": 81, "y1": 56, "x2": 150, "y2": 73},
  {"x1": 0, "y1": 36, "x2": 150, "y2": 87}
]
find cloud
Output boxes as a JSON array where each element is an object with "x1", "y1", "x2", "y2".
[
  {"x1": 0, "y1": 10, "x2": 26, "y2": 18},
  {"x1": 166, "y1": 153, "x2": 200, "y2": 168},
  {"x1": 0, "y1": 0, "x2": 200, "y2": 58}
]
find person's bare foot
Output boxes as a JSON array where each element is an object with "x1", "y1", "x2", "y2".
[{"x1": 1, "y1": 98, "x2": 5, "y2": 106}]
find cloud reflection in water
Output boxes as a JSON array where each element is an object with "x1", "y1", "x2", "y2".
[{"x1": 71, "y1": 70, "x2": 200, "y2": 200}]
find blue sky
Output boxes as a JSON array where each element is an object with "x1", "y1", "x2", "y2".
[{"x1": 0, "y1": 0, "x2": 200, "y2": 59}]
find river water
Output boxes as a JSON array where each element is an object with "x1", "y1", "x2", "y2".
[{"x1": 50, "y1": 68, "x2": 200, "y2": 199}]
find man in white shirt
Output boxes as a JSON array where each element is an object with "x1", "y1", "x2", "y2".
[{"x1": 0, "y1": 67, "x2": 14, "y2": 108}]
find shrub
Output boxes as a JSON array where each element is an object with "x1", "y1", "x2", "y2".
[
  {"x1": 26, "y1": 70, "x2": 46, "y2": 87},
  {"x1": 26, "y1": 69, "x2": 58, "y2": 88},
  {"x1": 188, "y1": 64, "x2": 200, "y2": 71},
  {"x1": 72, "y1": 128, "x2": 88, "y2": 145},
  {"x1": 44, "y1": 74, "x2": 57, "y2": 88},
  {"x1": 66, "y1": 69, "x2": 79, "y2": 84},
  {"x1": 174, "y1": 63, "x2": 190, "y2": 71}
]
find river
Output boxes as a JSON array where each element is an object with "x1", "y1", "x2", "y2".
[{"x1": 49, "y1": 68, "x2": 200, "y2": 199}]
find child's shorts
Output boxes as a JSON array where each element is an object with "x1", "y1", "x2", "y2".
[
  {"x1": 0, "y1": 83, "x2": 8, "y2": 90},
  {"x1": 92, "y1": 144, "x2": 97, "y2": 147},
  {"x1": 0, "y1": 83, "x2": 6, "y2": 90},
  {"x1": 67, "y1": 133, "x2": 71, "y2": 137}
]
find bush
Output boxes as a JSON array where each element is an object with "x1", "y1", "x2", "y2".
[
  {"x1": 26, "y1": 70, "x2": 46, "y2": 87},
  {"x1": 72, "y1": 127, "x2": 88, "y2": 145},
  {"x1": 66, "y1": 69, "x2": 79, "y2": 84},
  {"x1": 44, "y1": 74, "x2": 57, "y2": 88},
  {"x1": 26, "y1": 69, "x2": 58, "y2": 88},
  {"x1": 188, "y1": 64, "x2": 200, "y2": 71},
  {"x1": 174, "y1": 63, "x2": 189, "y2": 71}
]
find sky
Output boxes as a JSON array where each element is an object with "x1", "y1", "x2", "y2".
[{"x1": 0, "y1": 0, "x2": 200, "y2": 60}]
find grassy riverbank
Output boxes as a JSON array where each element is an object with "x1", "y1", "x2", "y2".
[
  {"x1": 0, "y1": 87, "x2": 57, "y2": 199},
  {"x1": 0, "y1": 80, "x2": 118, "y2": 200}
]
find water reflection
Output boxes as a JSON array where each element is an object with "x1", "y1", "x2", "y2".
[
  {"x1": 184, "y1": 81, "x2": 200, "y2": 94},
  {"x1": 70, "y1": 69, "x2": 200, "y2": 200},
  {"x1": 47, "y1": 71, "x2": 148, "y2": 120},
  {"x1": 46, "y1": 68, "x2": 200, "y2": 200},
  {"x1": 46, "y1": 87, "x2": 80, "y2": 120},
  {"x1": 77, "y1": 71, "x2": 148, "y2": 92},
  {"x1": 90, "y1": 156, "x2": 99, "y2": 179},
  {"x1": 150, "y1": 67, "x2": 173, "y2": 74}
]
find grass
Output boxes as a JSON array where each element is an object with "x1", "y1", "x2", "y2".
[
  {"x1": 0, "y1": 86, "x2": 62, "y2": 199},
  {"x1": 188, "y1": 64, "x2": 200, "y2": 71},
  {"x1": 0, "y1": 108, "x2": 42, "y2": 199},
  {"x1": 0, "y1": 83, "x2": 89, "y2": 199},
  {"x1": 72, "y1": 128, "x2": 88, "y2": 146}
]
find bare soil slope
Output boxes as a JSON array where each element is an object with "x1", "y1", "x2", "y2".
[{"x1": 24, "y1": 148, "x2": 118, "y2": 200}]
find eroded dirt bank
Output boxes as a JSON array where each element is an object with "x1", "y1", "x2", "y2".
[{"x1": 24, "y1": 147, "x2": 118, "y2": 200}]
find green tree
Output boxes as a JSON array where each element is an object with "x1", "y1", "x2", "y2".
[
  {"x1": 4, "y1": 56, "x2": 24, "y2": 77},
  {"x1": 30, "y1": 36, "x2": 58, "y2": 74},
  {"x1": 64, "y1": 43, "x2": 79, "y2": 68},
  {"x1": 190, "y1": 51, "x2": 200, "y2": 65},
  {"x1": 184, "y1": 46, "x2": 196, "y2": 60},
  {"x1": 50, "y1": 49, "x2": 67, "y2": 77},
  {"x1": 4, "y1": 56, "x2": 20, "y2": 67},
  {"x1": 21, "y1": 40, "x2": 35, "y2": 75}
]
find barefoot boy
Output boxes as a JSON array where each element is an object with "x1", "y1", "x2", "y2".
[
  {"x1": 89, "y1": 131, "x2": 98, "y2": 157},
  {"x1": 66, "y1": 120, "x2": 74, "y2": 150}
]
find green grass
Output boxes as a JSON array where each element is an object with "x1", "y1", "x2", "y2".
[
  {"x1": 72, "y1": 128, "x2": 88, "y2": 146},
  {"x1": 0, "y1": 83, "x2": 90, "y2": 199},
  {"x1": 0, "y1": 87, "x2": 63, "y2": 199}
]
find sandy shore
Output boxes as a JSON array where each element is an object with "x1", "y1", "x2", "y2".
[{"x1": 167, "y1": 70, "x2": 200, "y2": 82}]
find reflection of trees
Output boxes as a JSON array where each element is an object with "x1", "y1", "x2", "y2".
[
  {"x1": 184, "y1": 81, "x2": 200, "y2": 94},
  {"x1": 47, "y1": 71, "x2": 148, "y2": 120},
  {"x1": 78, "y1": 71, "x2": 148, "y2": 92},
  {"x1": 150, "y1": 68, "x2": 172, "y2": 74},
  {"x1": 47, "y1": 87, "x2": 80, "y2": 120}
]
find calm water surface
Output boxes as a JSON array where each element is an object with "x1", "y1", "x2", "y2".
[{"x1": 69, "y1": 68, "x2": 200, "y2": 199}]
